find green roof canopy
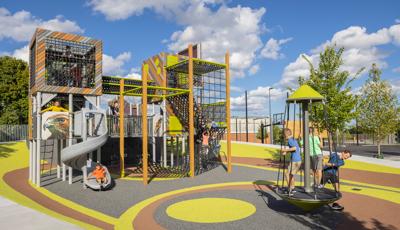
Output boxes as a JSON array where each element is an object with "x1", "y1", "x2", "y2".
[{"x1": 287, "y1": 84, "x2": 324, "y2": 102}]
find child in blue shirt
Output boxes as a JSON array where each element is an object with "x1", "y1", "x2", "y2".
[
  {"x1": 281, "y1": 128, "x2": 302, "y2": 193},
  {"x1": 322, "y1": 150, "x2": 352, "y2": 192}
]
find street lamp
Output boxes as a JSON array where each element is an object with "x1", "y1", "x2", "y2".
[{"x1": 268, "y1": 87, "x2": 274, "y2": 144}]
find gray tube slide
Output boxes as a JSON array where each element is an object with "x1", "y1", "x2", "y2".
[
  {"x1": 61, "y1": 131, "x2": 108, "y2": 168},
  {"x1": 61, "y1": 109, "x2": 112, "y2": 190}
]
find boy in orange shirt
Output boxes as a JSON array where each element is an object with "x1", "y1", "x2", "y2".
[{"x1": 92, "y1": 164, "x2": 107, "y2": 184}]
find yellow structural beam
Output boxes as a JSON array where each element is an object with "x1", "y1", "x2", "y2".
[
  {"x1": 119, "y1": 79, "x2": 125, "y2": 178},
  {"x1": 142, "y1": 64, "x2": 149, "y2": 185},
  {"x1": 225, "y1": 51, "x2": 232, "y2": 173}
]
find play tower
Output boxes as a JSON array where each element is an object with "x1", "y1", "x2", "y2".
[
  {"x1": 28, "y1": 29, "x2": 231, "y2": 187},
  {"x1": 28, "y1": 28, "x2": 105, "y2": 187}
]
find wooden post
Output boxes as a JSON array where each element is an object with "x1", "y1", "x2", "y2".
[
  {"x1": 119, "y1": 79, "x2": 125, "y2": 178},
  {"x1": 142, "y1": 64, "x2": 149, "y2": 185},
  {"x1": 188, "y1": 44, "x2": 195, "y2": 177},
  {"x1": 225, "y1": 51, "x2": 232, "y2": 173}
]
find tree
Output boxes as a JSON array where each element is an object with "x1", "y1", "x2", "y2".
[
  {"x1": 273, "y1": 125, "x2": 283, "y2": 144},
  {"x1": 300, "y1": 46, "x2": 360, "y2": 148},
  {"x1": 357, "y1": 64, "x2": 399, "y2": 158},
  {"x1": 256, "y1": 125, "x2": 268, "y2": 141},
  {"x1": 0, "y1": 56, "x2": 29, "y2": 125}
]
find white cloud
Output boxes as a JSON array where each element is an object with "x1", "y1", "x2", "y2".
[
  {"x1": 280, "y1": 53, "x2": 318, "y2": 87},
  {"x1": 0, "y1": 45, "x2": 29, "y2": 62},
  {"x1": 167, "y1": 3, "x2": 266, "y2": 78},
  {"x1": 89, "y1": 1, "x2": 267, "y2": 79},
  {"x1": 260, "y1": 37, "x2": 292, "y2": 60},
  {"x1": 280, "y1": 24, "x2": 400, "y2": 88},
  {"x1": 0, "y1": 7, "x2": 83, "y2": 42},
  {"x1": 88, "y1": 0, "x2": 187, "y2": 21},
  {"x1": 126, "y1": 67, "x2": 142, "y2": 79},
  {"x1": 11, "y1": 45, "x2": 29, "y2": 62},
  {"x1": 350, "y1": 86, "x2": 362, "y2": 96},
  {"x1": 231, "y1": 86, "x2": 286, "y2": 113},
  {"x1": 393, "y1": 67, "x2": 400, "y2": 73},
  {"x1": 102, "y1": 52, "x2": 132, "y2": 75},
  {"x1": 248, "y1": 64, "x2": 260, "y2": 75},
  {"x1": 395, "y1": 18, "x2": 400, "y2": 24},
  {"x1": 391, "y1": 79, "x2": 400, "y2": 95}
]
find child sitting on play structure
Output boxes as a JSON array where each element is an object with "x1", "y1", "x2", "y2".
[
  {"x1": 322, "y1": 150, "x2": 352, "y2": 192},
  {"x1": 281, "y1": 128, "x2": 302, "y2": 194},
  {"x1": 92, "y1": 163, "x2": 107, "y2": 185},
  {"x1": 40, "y1": 100, "x2": 68, "y2": 113}
]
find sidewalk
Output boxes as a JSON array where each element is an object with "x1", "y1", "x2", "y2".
[
  {"x1": 227, "y1": 141, "x2": 400, "y2": 168},
  {"x1": 0, "y1": 195, "x2": 81, "y2": 230}
]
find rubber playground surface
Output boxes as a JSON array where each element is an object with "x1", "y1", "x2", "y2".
[{"x1": 1, "y1": 141, "x2": 400, "y2": 229}]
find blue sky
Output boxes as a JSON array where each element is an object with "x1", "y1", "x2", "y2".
[{"x1": 1, "y1": 0, "x2": 399, "y2": 116}]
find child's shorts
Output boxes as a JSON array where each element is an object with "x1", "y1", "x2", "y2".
[
  {"x1": 287, "y1": 161, "x2": 301, "y2": 174},
  {"x1": 311, "y1": 154, "x2": 323, "y2": 170},
  {"x1": 323, "y1": 172, "x2": 339, "y2": 184}
]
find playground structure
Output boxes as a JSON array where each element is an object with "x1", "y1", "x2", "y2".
[{"x1": 28, "y1": 28, "x2": 231, "y2": 187}]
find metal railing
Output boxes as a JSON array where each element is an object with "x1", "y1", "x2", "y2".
[
  {"x1": 0, "y1": 125, "x2": 28, "y2": 142},
  {"x1": 107, "y1": 115, "x2": 154, "y2": 137}
]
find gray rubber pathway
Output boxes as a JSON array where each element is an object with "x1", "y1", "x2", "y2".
[
  {"x1": 0, "y1": 195, "x2": 81, "y2": 230},
  {"x1": 45, "y1": 164, "x2": 291, "y2": 217},
  {"x1": 155, "y1": 189, "x2": 341, "y2": 230}
]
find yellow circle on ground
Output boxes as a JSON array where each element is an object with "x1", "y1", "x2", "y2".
[{"x1": 166, "y1": 198, "x2": 256, "y2": 223}]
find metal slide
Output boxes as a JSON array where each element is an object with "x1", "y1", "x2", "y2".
[{"x1": 61, "y1": 109, "x2": 112, "y2": 190}]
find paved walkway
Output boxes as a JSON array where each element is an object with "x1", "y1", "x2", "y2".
[{"x1": 0, "y1": 195, "x2": 80, "y2": 230}]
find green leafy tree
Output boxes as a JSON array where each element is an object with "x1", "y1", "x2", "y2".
[
  {"x1": 357, "y1": 64, "x2": 399, "y2": 158},
  {"x1": 273, "y1": 125, "x2": 283, "y2": 144},
  {"x1": 256, "y1": 126, "x2": 268, "y2": 141},
  {"x1": 0, "y1": 56, "x2": 29, "y2": 124},
  {"x1": 300, "y1": 46, "x2": 361, "y2": 148}
]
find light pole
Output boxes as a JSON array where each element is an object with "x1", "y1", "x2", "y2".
[
  {"x1": 245, "y1": 90, "x2": 248, "y2": 142},
  {"x1": 268, "y1": 87, "x2": 274, "y2": 144}
]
